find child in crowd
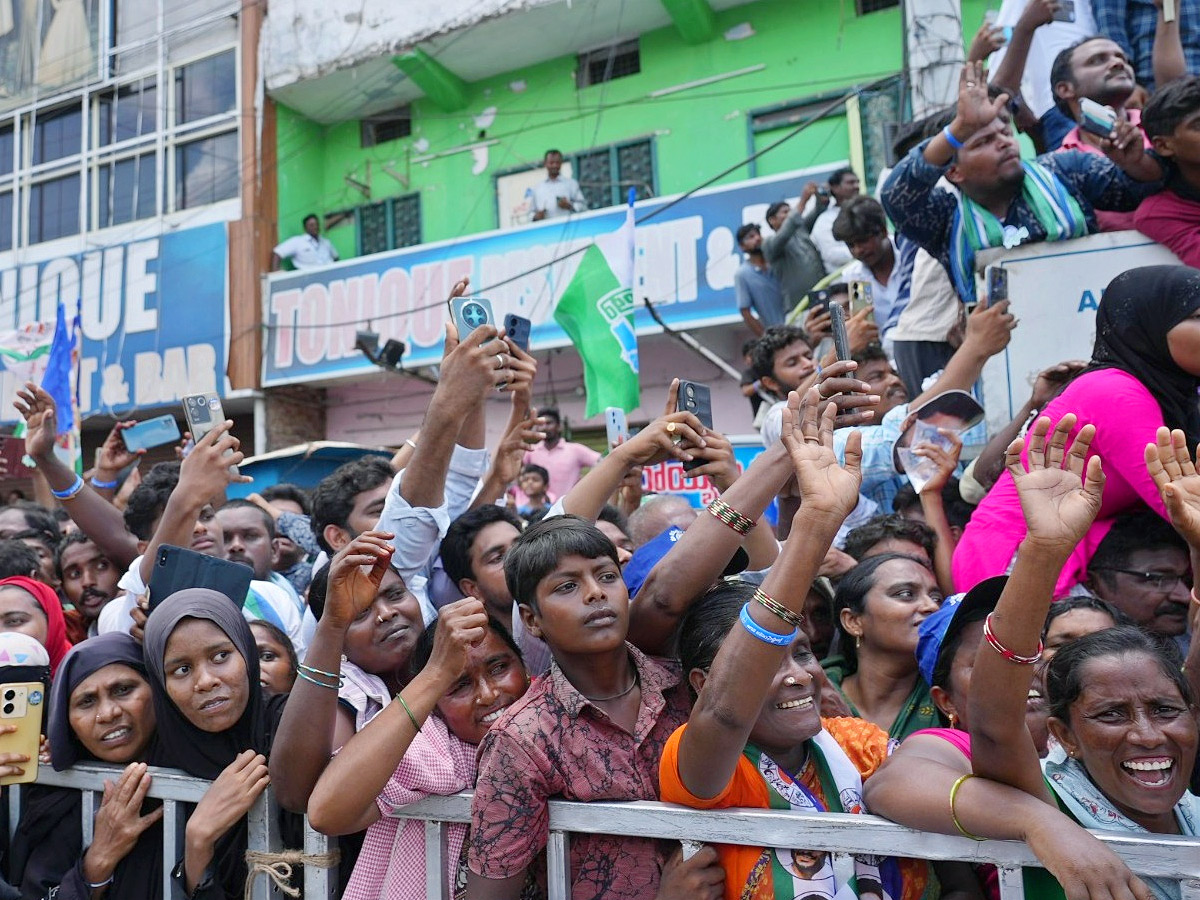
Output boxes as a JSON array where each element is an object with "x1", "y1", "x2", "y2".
[{"x1": 516, "y1": 464, "x2": 553, "y2": 519}]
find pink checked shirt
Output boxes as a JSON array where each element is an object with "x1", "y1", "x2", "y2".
[{"x1": 342, "y1": 714, "x2": 477, "y2": 900}]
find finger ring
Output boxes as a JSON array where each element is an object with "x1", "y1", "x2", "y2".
[
  {"x1": 966, "y1": 81, "x2": 976, "y2": 87},
  {"x1": 495, "y1": 381, "x2": 508, "y2": 392},
  {"x1": 666, "y1": 422, "x2": 676, "y2": 434},
  {"x1": 495, "y1": 354, "x2": 505, "y2": 369}
]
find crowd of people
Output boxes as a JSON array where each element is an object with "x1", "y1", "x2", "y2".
[{"x1": 0, "y1": 3, "x2": 1197, "y2": 899}]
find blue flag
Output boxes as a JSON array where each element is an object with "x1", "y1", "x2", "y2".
[{"x1": 41, "y1": 302, "x2": 75, "y2": 435}]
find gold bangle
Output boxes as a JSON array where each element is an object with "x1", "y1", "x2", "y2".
[
  {"x1": 949, "y1": 773, "x2": 985, "y2": 841},
  {"x1": 752, "y1": 588, "x2": 805, "y2": 629}
]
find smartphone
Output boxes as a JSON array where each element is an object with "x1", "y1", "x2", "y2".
[
  {"x1": 148, "y1": 544, "x2": 253, "y2": 611},
  {"x1": 503, "y1": 313, "x2": 531, "y2": 351},
  {"x1": 809, "y1": 289, "x2": 833, "y2": 312},
  {"x1": 1079, "y1": 97, "x2": 1118, "y2": 137},
  {"x1": 182, "y1": 393, "x2": 226, "y2": 445},
  {"x1": 604, "y1": 407, "x2": 628, "y2": 449},
  {"x1": 122, "y1": 414, "x2": 181, "y2": 453},
  {"x1": 451, "y1": 297, "x2": 495, "y2": 337},
  {"x1": 985, "y1": 266, "x2": 1009, "y2": 304},
  {"x1": 817, "y1": 185, "x2": 831, "y2": 198},
  {"x1": 0, "y1": 683, "x2": 44, "y2": 786},
  {"x1": 830, "y1": 302, "x2": 852, "y2": 361},
  {"x1": 849, "y1": 281, "x2": 873, "y2": 317},
  {"x1": 1052, "y1": 0, "x2": 1076, "y2": 22},
  {"x1": 1164, "y1": 0, "x2": 1176, "y2": 22},
  {"x1": 675, "y1": 381, "x2": 713, "y2": 473}
]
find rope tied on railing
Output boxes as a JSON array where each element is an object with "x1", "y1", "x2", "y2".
[{"x1": 243, "y1": 848, "x2": 341, "y2": 899}]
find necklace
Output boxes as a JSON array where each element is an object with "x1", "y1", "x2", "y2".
[{"x1": 581, "y1": 671, "x2": 639, "y2": 703}]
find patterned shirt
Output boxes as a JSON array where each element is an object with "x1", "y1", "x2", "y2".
[
  {"x1": 1093, "y1": 0, "x2": 1200, "y2": 92},
  {"x1": 468, "y1": 644, "x2": 691, "y2": 900},
  {"x1": 881, "y1": 140, "x2": 1162, "y2": 286}
]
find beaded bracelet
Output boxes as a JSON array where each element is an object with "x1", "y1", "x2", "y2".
[
  {"x1": 50, "y1": 474, "x2": 85, "y2": 501},
  {"x1": 739, "y1": 603, "x2": 798, "y2": 647},
  {"x1": 90, "y1": 475, "x2": 120, "y2": 490},
  {"x1": 395, "y1": 693, "x2": 421, "y2": 732},
  {"x1": 949, "y1": 774, "x2": 985, "y2": 841},
  {"x1": 753, "y1": 588, "x2": 805, "y2": 630},
  {"x1": 942, "y1": 124, "x2": 965, "y2": 150},
  {"x1": 982, "y1": 613, "x2": 1042, "y2": 665},
  {"x1": 707, "y1": 498, "x2": 755, "y2": 536}
]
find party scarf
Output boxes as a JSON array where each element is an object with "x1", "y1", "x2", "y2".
[
  {"x1": 1044, "y1": 754, "x2": 1198, "y2": 900},
  {"x1": 949, "y1": 160, "x2": 1086, "y2": 302},
  {"x1": 741, "y1": 731, "x2": 901, "y2": 900}
]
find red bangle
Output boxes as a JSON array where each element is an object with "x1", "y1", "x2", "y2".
[{"x1": 982, "y1": 613, "x2": 1042, "y2": 665}]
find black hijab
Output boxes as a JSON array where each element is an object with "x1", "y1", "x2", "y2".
[
  {"x1": 142, "y1": 588, "x2": 266, "y2": 780},
  {"x1": 48, "y1": 632, "x2": 149, "y2": 770},
  {"x1": 1088, "y1": 265, "x2": 1200, "y2": 450}
]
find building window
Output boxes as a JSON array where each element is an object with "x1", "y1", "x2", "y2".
[
  {"x1": 95, "y1": 154, "x2": 156, "y2": 227},
  {"x1": 357, "y1": 194, "x2": 421, "y2": 256},
  {"x1": 361, "y1": 106, "x2": 412, "y2": 148},
  {"x1": 175, "y1": 131, "x2": 238, "y2": 209},
  {"x1": 175, "y1": 49, "x2": 237, "y2": 125},
  {"x1": 29, "y1": 173, "x2": 81, "y2": 243},
  {"x1": 0, "y1": 127, "x2": 13, "y2": 178},
  {"x1": 33, "y1": 105, "x2": 83, "y2": 165},
  {"x1": 857, "y1": 0, "x2": 899, "y2": 12},
  {"x1": 572, "y1": 138, "x2": 655, "y2": 211},
  {"x1": 0, "y1": 192, "x2": 13, "y2": 251},
  {"x1": 97, "y1": 79, "x2": 158, "y2": 146},
  {"x1": 577, "y1": 39, "x2": 640, "y2": 89}
]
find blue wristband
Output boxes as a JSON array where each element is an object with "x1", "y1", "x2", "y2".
[
  {"x1": 50, "y1": 474, "x2": 85, "y2": 500},
  {"x1": 89, "y1": 476, "x2": 120, "y2": 490},
  {"x1": 739, "y1": 603, "x2": 798, "y2": 647},
  {"x1": 942, "y1": 125, "x2": 965, "y2": 150}
]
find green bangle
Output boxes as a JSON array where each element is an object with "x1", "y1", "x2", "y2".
[{"x1": 395, "y1": 692, "x2": 421, "y2": 732}]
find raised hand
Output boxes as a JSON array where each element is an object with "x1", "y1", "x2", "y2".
[
  {"x1": 803, "y1": 304, "x2": 831, "y2": 344},
  {"x1": 95, "y1": 421, "x2": 144, "y2": 481},
  {"x1": 13, "y1": 382, "x2": 58, "y2": 461},
  {"x1": 177, "y1": 420, "x2": 251, "y2": 505},
  {"x1": 615, "y1": 412, "x2": 707, "y2": 468},
  {"x1": 914, "y1": 429, "x2": 963, "y2": 495},
  {"x1": 323, "y1": 531, "x2": 395, "y2": 630},
  {"x1": 1015, "y1": 0, "x2": 1060, "y2": 33},
  {"x1": 815, "y1": 359, "x2": 878, "y2": 429},
  {"x1": 188, "y1": 750, "x2": 270, "y2": 845},
  {"x1": 423, "y1": 597, "x2": 490, "y2": 683},
  {"x1": 491, "y1": 409, "x2": 546, "y2": 488},
  {"x1": 967, "y1": 21, "x2": 1007, "y2": 63},
  {"x1": 951, "y1": 61, "x2": 1011, "y2": 139},
  {"x1": 681, "y1": 428, "x2": 739, "y2": 491},
  {"x1": 1145, "y1": 426, "x2": 1200, "y2": 547},
  {"x1": 1029, "y1": 360, "x2": 1087, "y2": 411},
  {"x1": 780, "y1": 387, "x2": 862, "y2": 522},
  {"x1": 1006, "y1": 415, "x2": 1104, "y2": 552},
  {"x1": 438, "y1": 322, "x2": 513, "y2": 401},
  {"x1": 83, "y1": 763, "x2": 164, "y2": 883},
  {"x1": 845, "y1": 306, "x2": 879, "y2": 354}
]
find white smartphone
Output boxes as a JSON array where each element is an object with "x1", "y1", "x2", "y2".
[{"x1": 605, "y1": 407, "x2": 628, "y2": 449}]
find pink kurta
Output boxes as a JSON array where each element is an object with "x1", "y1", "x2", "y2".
[{"x1": 953, "y1": 368, "x2": 1169, "y2": 597}]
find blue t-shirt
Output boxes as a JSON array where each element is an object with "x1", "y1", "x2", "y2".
[{"x1": 734, "y1": 261, "x2": 785, "y2": 327}]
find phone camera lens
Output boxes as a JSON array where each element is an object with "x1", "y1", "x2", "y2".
[
  {"x1": 685, "y1": 386, "x2": 695, "y2": 399},
  {"x1": 2, "y1": 704, "x2": 12, "y2": 715},
  {"x1": 3, "y1": 690, "x2": 13, "y2": 702},
  {"x1": 186, "y1": 398, "x2": 195, "y2": 406},
  {"x1": 208, "y1": 397, "x2": 219, "y2": 408}
]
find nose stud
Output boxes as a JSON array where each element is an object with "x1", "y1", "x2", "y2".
[
  {"x1": 377, "y1": 614, "x2": 384, "y2": 624},
  {"x1": 784, "y1": 676, "x2": 797, "y2": 687}
]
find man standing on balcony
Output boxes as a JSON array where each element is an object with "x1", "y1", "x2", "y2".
[
  {"x1": 530, "y1": 149, "x2": 587, "y2": 221},
  {"x1": 271, "y1": 213, "x2": 339, "y2": 270}
]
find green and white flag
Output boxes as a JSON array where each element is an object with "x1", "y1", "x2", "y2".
[{"x1": 553, "y1": 191, "x2": 639, "y2": 417}]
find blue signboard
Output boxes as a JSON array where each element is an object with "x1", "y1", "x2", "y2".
[
  {"x1": 0, "y1": 222, "x2": 229, "y2": 424},
  {"x1": 263, "y1": 164, "x2": 844, "y2": 386}
]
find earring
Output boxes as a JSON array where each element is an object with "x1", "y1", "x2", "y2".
[
  {"x1": 949, "y1": 713, "x2": 959, "y2": 729},
  {"x1": 854, "y1": 634, "x2": 862, "y2": 650}
]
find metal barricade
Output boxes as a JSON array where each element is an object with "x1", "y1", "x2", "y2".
[
  {"x1": 395, "y1": 792, "x2": 1200, "y2": 900},
  {"x1": 8, "y1": 763, "x2": 337, "y2": 900}
]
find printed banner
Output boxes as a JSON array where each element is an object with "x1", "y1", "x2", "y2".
[
  {"x1": 263, "y1": 163, "x2": 846, "y2": 386},
  {"x1": 0, "y1": 222, "x2": 228, "y2": 425}
]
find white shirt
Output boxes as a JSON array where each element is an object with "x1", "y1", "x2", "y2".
[
  {"x1": 810, "y1": 204, "x2": 854, "y2": 272},
  {"x1": 529, "y1": 176, "x2": 586, "y2": 220},
  {"x1": 988, "y1": 0, "x2": 1098, "y2": 118},
  {"x1": 890, "y1": 248, "x2": 961, "y2": 343},
  {"x1": 99, "y1": 555, "x2": 312, "y2": 657},
  {"x1": 273, "y1": 233, "x2": 339, "y2": 268}
]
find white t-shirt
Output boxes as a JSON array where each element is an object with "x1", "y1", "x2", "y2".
[
  {"x1": 529, "y1": 177, "x2": 586, "y2": 219},
  {"x1": 988, "y1": 0, "x2": 1098, "y2": 118},
  {"x1": 273, "y1": 233, "x2": 338, "y2": 268},
  {"x1": 810, "y1": 205, "x2": 854, "y2": 271}
]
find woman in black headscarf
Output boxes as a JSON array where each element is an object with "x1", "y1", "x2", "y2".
[
  {"x1": 954, "y1": 265, "x2": 1200, "y2": 596},
  {"x1": 142, "y1": 590, "x2": 284, "y2": 900},
  {"x1": 16, "y1": 633, "x2": 163, "y2": 899}
]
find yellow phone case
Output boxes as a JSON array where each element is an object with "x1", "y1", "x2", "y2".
[{"x1": 0, "y1": 682, "x2": 45, "y2": 786}]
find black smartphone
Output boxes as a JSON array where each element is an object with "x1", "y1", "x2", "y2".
[
  {"x1": 675, "y1": 380, "x2": 713, "y2": 473},
  {"x1": 809, "y1": 289, "x2": 833, "y2": 311},
  {"x1": 503, "y1": 313, "x2": 531, "y2": 351},
  {"x1": 986, "y1": 266, "x2": 1009, "y2": 303},
  {"x1": 830, "y1": 302, "x2": 852, "y2": 361},
  {"x1": 148, "y1": 544, "x2": 253, "y2": 611}
]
